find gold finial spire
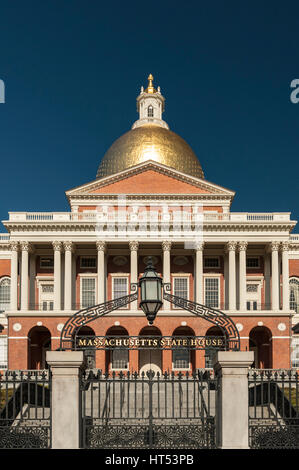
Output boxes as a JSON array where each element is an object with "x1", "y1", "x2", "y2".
[{"x1": 145, "y1": 73, "x2": 156, "y2": 94}]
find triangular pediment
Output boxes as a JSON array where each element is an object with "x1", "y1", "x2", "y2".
[{"x1": 66, "y1": 160, "x2": 235, "y2": 199}]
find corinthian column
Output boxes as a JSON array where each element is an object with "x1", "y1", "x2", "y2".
[
  {"x1": 96, "y1": 241, "x2": 106, "y2": 304},
  {"x1": 195, "y1": 241, "x2": 204, "y2": 304},
  {"x1": 271, "y1": 241, "x2": 280, "y2": 311},
  {"x1": 238, "y1": 241, "x2": 248, "y2": 311},
  {"x1": 20, "y1": 241, "x2": 31, "y2": 311},
  {"x1": 226, "y1": 241, "x2": 237, "y2": 311},
  {"x1": 10, "y1": 242, "x2": 19, "y2": 311},
  {"x1": 162, "y1": 240, "x2": 172, "y2": 310},
  {"x1": 129, "y1": 241, "x2": 139, "y2": 310},
  {"x1": 53, "y1": 241, "x2": 63, "y2": 311},
  {"x1": 64, "y1": 241, "x2": 73, "y2": 311},
  {"x1": 281, "y1": 242, "x2": 289, "y2": 311}
]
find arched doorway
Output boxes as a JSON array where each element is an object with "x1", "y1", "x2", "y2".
[
  {"x1": 75, "y1": 326, "x2": 96, "y2": 369},
  {"x1": 249, "y1": 326, "x2": 272, "y2": 369},
  {"x1": 28, "y1": 326, "x2": 51, "y2": 369},
  {"x1": 105, "y1": 326, "x2": 129, "y2": 372},
  {"x1": 205, "y1": 326, "x2": 226, "y2": 368},
  {"x1": 172, "y1": 326, "x2": 195, "y2": 371},
  {"x1": 139, "y1": 326, "x2": 162, "y2": 375}
]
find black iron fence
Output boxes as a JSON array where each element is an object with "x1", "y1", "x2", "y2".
[
  {"x1": 248, "y1": 369, "x2": 299, "y2": 448},
  {"x1": 0, "y1": 370, "x2": 51, "y2": 448},
  {"x1": 80, "y1": 369, "x2": 217, "y2": 449}
]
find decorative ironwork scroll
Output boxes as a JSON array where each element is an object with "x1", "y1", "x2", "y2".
[
  {"x1": 60, "y1": 284, "x2": 138, "y2": 350},
  {"x1": 163, "y1": 283, "x2": 240, "y2": 351}
]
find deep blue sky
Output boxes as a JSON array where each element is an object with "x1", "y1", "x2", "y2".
[{"x1": 0, "y1": 1, "x2": 298, "y2": 232}]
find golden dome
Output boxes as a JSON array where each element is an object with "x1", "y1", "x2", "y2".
[{"x1": 96, "y1": 125, "x2": 204, "y2": 179}]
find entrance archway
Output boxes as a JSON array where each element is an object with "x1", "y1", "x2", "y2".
[
  {"x1": 75, "y1": 326, "x2": 96, "y2": 369},
  {"x1": 205, "y1": 326, "x2": 226, "y2": 368},
  {"x1": 105, "y1": 326, "x2": 129, "y2": 372},
  {"x1": 172, "y1": 326, "x2": 195, "y2": 370},
  {"x1": 138, "y1": 326, "x2": 162, "y2": 375},
  {"x1": 249, "y1": 326, "x2": 272, "y2": 369},
  {"x1": 28, "y1": 326, "x2": 51, "y2": 369}
]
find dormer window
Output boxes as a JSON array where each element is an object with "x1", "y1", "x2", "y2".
[{"x1": 147, "y1": 105, "x2": 154, "y2": 117}]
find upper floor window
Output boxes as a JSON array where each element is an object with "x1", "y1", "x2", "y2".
[
  {"x1": 204, "y1": 257, "x2": 220, "y2": 268},
  {"x1": 81, "y1": 277, "x2": 96, "y2": 309},
  {"x1": 0, "y1": 277, "x2": 10, "y2": 311},
  {"x1": 147, "y1": 105, "x2": 154, "y2": 117},
  {"x1": 173, "y1": 276, "x2": 189, "y2": 308},
  {"x1": 205, "y1": 278, "x2": 219, "y2": 308},
  {"x1": 290, "y1": 278, "x2": 299, "y2": 313},
  {"x1": 246, "y1": 257, "x2": 259, "y2": 268},
  {"x1": 40, "y1": 257, "x2": 54, "y2": 268},
  {"x1": 80, "y1": 257, "x2": 96, "y2": 269},
  {"x1": 112, "y1": 277, "x2": 128, "y2": 301}
]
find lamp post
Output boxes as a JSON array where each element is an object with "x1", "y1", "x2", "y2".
[{"x1": 139, "y1": 257, "x2": 163, "y2": 324}]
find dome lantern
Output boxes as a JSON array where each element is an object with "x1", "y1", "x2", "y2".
[{"x1": 132, "y1": 74, "x2": 169, "y2": 130}]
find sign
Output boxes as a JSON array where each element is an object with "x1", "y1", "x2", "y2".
[{"x1": 75, "y1": 335, "x2": 227, "y2": 350}]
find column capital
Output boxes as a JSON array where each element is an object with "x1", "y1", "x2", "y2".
[
  {"x1": 63, "y1": 241, "x2": 74, "y2": 252},
  {"x1": 53, "y1": 241, "x2": 63, "y2": 252},
  {"x1": 20, "y1": 241, "x2": 33, "y2": 252},
  {"x1": 194, "y1": 241, "x2": 205, "y2": 251},
  {"x1": 129, "y1": 240, "x2": 139, "y2": 251},
  {"x1": 225, "y1": 241, "x2": 237, "y2": 252},
  {"x1": 96, "y1": 240, "x2": 106, "y2": 252},
  {"x1": 10, "y1": 241, "x2": 19, "y2": 252},
  {"x1": 280, "y1": 241, "x2": 289, "y2": 252},
  {"x1": 238, "y1": 241, "x2": 248, "y2": 252},
  {"x1": 270, "y1": 241, "x2": 280, "y2": 252},
  {"x1": 162, "y1": 240, "x2": 172, "y2": 252}
]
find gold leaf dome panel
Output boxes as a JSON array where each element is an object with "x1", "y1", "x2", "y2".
[{"x1": 96, "y1": 125, "x2": 204, "y2": 180}]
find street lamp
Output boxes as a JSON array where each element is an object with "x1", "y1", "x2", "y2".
[{"x1": 139, "y1": 257, "x2": 163, "y2": 324}]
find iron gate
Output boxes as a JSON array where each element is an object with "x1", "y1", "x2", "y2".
[
  {"x1": 80, "y1": 369, "x2": 217, "y2": 449},
  {"x1": 0, "y1": 370, "x2": 51, "y2": 449}
]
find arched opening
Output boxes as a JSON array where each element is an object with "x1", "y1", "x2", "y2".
[
  {"x1": 147, "y1": 105, "x2": 154, "y2": 117},
  {"x1": 105, "y1": 326, "x2": 129, "y2": 372},
  {"x1": 249, "y1": 326, "x2": 272, "y2": 369},
  {"x1": 28, "y1": 326, "x2": 51, "y2": 370},
  {"x1": 75, "y1": 326, "x2": 96, "y2": 369},
  {"x1": 0, "y1": 276, "x2": 10, "y2": 311},
  {"x1": 205, "y1": 326, "x2": 227, "y2": 368},
  {"x1": 138, "y1": 326, "x2": 162, "y2": 375},
  {"x1": 172, "y1": 326, "x2": 195, "y2": 371},
  {"x1": 290, "y1": 278, "x2": 299, "y2": 313}
]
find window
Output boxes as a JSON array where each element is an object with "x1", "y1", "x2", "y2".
[
  {"x1": 80, "y1": 257, "x2": 96, "y2": 269},
  {"x1": 290, "y1": 278, "x2": 299, "y2": 313},
  {"x1": 246, "y1": 257, "x2": 259, "y2": 268},
  {"x1": 247, "y1": 301, "x2": 257, "y2": 311},
  {"x1": 173, "y1": 349, "x2": 190, "y2": 369},
  {"x1": 204, "y1": 257, "x2": 220, "y2": 268},
  {"x1": 0, "y1": 336, "x2": 7, "y2": 369},
  {"x1": 291, "y1": 336, "x2": 299, "y2": 368},
  {"x1": 112, "y1": 277, "x2": 128, "y2": 300},
  {"x1": 81, "y1": 278, "x2": 96, "y2": 308},
  {"x1": 147, "y1": 105, "x2": 154, "y2": 117},
  {"x1": 0, "y1": 277, "x2": 10, "y2": 311},
  {"x1": 246, "y1": 284, "x2": 258, "y2": 293},
  {"x1": 173, "y1": 277, "x2": 189, "y2": 309},
  {"x1": 205, "y1": 278, "x2": 219, "y2": 308},
  {"x1": 40, "y1": 257, "x2": 54, "y2": 268},
  {"x1": 111, "y1": 349, "x2": 128, "y2": 369},
  {"x1": 39, "y1": 281, "x2": 54, "y2": 311}
]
